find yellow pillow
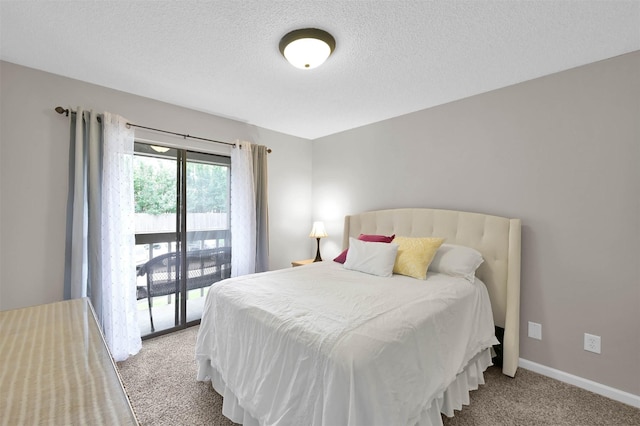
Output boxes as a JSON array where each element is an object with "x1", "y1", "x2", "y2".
[{"x1": 393, "y1": 236, "x2": 445, "y2": 280}]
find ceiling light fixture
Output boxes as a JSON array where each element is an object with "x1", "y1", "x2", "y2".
[
  {"x1": 279, "y1": 28, "x2": 336, "y2": 70},
  {"x1": 150, "y1": 145, "x2": 170, "y2": 153}
]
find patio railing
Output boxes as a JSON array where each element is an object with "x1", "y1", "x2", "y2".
[{"x1": 134, "y1": 229, "x2": 231, "y2": 334}]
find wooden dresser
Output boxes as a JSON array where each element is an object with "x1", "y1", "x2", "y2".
[{"x1": 0, "y1": 298, "x2": 138, "y2": 425}]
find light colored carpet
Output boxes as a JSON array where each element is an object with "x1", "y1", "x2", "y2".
[
  {"x1": 117, "y1": 326, "x2": 640, "y2": 426},
  {"x1": 117, "y1": 326, "x2": 234, "y2": 426}
]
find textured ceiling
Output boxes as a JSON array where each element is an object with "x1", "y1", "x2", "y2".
[{"x1": 1, "y1": 1, "x2": 639, "y2": 139}]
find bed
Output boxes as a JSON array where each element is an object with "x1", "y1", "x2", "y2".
[{"x1": 196, "y1": 208, "x2": 521, "y2": 425}]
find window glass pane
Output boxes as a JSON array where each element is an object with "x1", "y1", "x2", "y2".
[
  {"x1": 134, "y1": 155, "x2": 178, "y2": 232},
  {"x1": 133, "y1": 144, "x2": 179, "y2": 335},
  {"x1": 184, "y1": 151, "x2": 231, "y2": 324},
  {"x1": 185, "y1": 159, "x2": 229, "y2": 233},
  {"x1": 133, "y1": 142, "x2": 231, "y2": 336}
]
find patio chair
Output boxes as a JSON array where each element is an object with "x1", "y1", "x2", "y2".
[{"x1": 136, "y1": 247, "x2": 232, "y2": 331}]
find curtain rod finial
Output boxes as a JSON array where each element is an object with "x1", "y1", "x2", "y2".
[{"x1": 55, "y1": 106, "x2": 69, "y2": 116}]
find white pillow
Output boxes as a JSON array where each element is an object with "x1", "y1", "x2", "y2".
[
  {"x1": 343, "y1": 238, "x2": 399, "y2": 277},
  {"x1": 429, "y1": 244, "x2": 484, "y2": 282}
]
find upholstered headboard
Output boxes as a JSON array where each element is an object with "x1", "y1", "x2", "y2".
[{"x1": 343, "y1": 208, "x2": 521, "y2": 377}]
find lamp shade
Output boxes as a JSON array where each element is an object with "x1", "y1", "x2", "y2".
[
  {"x1": 279, "y1": 28, "x2": 336, "y2": 69},
  {"x1": 309, "y1": 221, "x2": 328, "y2": 238}
]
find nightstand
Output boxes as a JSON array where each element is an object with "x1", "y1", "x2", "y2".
[{"x1": 291, "y1": 258, "x2": 315, "y2": 267}]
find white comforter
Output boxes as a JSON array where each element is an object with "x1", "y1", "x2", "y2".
[{"x1": 196, "y1": 261, "x2": 497, "y2": 426}]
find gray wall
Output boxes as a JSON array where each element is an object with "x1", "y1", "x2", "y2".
[
  {"x1": 312, "y1": 52, "x2": 640, "y2": 395},
  {"x1": 0, "y1": 61, "x2": 313, "y2": 311}
]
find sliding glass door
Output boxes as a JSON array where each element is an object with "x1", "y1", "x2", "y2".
[{"x1": 133, "y1": 143, "x2": 231, "y2": 337}]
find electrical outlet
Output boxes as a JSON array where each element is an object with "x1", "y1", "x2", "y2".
[
  {"x1": 528, "y1": 321, "x2": 542, "y2": 340},
  {"x1": 584, "y1": 333, "x2": 601, "y2": 354}
]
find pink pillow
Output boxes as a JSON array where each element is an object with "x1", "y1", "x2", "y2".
[{"x1": 333, "y1": 233, "x2": 396, "y2": 264}]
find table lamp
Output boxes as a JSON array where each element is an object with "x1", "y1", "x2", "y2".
[{"x1": 309, "y1": 221, "x2": 328, "y2": 262}]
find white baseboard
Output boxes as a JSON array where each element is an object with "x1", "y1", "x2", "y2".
[{"x1": 519, "y1": 358, "x2": 640, "y2": 409}]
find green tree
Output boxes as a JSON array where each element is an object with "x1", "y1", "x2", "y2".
[
  {"x1": 134, "y1": 156, "x2": 229, "y2": 214},
  {"x1": 134, "y1": 157, "x2": 177, "y2": 214},
  {"x1": 186, "y1": 162, "x2": 229, "y2": 213}
]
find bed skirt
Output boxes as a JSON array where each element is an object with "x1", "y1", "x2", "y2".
[{"x1": 197, "y1": 348, "x2": 493, "y2": 426}]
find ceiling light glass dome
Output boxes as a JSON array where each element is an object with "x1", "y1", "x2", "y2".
[{"x1": 279, "y1": 28, "x2": 336, "y2": 70}]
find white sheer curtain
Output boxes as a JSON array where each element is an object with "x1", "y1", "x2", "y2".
[
  {"x1": 65, "y1": 108, "x2": 141, "y2": 361},
  {"x1": 231, "y1": 141, "x2": 256, "y2": 277},
  {"x1": 230, "y1": 141, "x2": 270, "y2": 276},
  {"x1": 101, "y1": 112, "x2": 141, "y2": 360}
]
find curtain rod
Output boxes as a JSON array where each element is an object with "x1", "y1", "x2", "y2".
[{"x1": 54, "y1": 106, "x2": 272, "y2": 153}]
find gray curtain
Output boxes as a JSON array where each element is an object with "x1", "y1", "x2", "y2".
[
  {"x1": 252, "y1": 144, "x2": 269, "y2": 272},
  {"x1": 64, "y1": 109, "x2": 103, "y2": 313}
]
